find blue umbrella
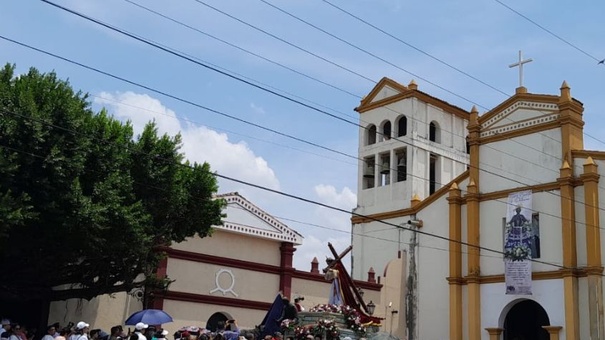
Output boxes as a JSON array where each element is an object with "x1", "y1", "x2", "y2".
[{"x1": 125, "y1": 309, "x2": 173, "y2": 325}]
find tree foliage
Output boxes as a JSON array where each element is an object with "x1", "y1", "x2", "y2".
[{"x1": 0, "y1": 64, "x2": 225, "y2": 301}]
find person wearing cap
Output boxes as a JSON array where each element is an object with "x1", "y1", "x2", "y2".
[
  {"x1": 74, "y1": 322, "x2": 90, "y2": 340},
  {"x1": 133, "y1": 323, "x2": 147, "y2": 340},
  {"x1": 0, "y1": 320, "x2": 10, "y2": 338},
  {"x1": 156, "y1": 330, "x2": 168, "y2": 340}
]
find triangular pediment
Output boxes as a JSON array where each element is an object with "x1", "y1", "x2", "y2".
[
  {"x1": 479, "y1": 98, "x2": 560, "y2": 138},
  {"x1": 356, "y1": 77, "x2": 408, "y2": 108},
  {"x1": 215, "y1": 192, "x2": 303, "y2": 245}
]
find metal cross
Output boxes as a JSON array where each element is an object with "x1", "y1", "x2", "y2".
[{"x1": 509, "y1": 50, "x2": 533, "y2": 88}]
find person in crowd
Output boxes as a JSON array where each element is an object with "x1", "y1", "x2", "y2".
[
  {"x1": 133, "y1": 323, "x2": 147, "y2": 340},
  {"x1": 277, "y1": 298, "x2": 298, "y2": 323},
  {"x1": 0, "y1": 321, "x2": 10, "y2": 339},
  {"x1": 51, "y1": 324, "x2": 61, "y2": 338},
  {"x1": 90, "y1": 329, "x2": 101, "y2": 340},
  {"x1": 156, "y1": 330, "x2": 168, "y2": 340},
  {"x1": 109, "y1": 326, "x2": 123, "y2": 340},
  {"x1": 11, "y1": 324, "x2": 26, "y2": 340},
  {"x1": 55, "y1": 328, "x2": 68, "y2": 340},
  {"x1": 74, "y1": 322, "x2": 90, "y2": 340},
  {"x1": 216, "y1": 321, "x2": 239, "y2": 340},
  {"x1": 294, "y1": 297, "x2": 305, "y2": 312},
  {"x1": 42, "y1": 326, "x2": 56, "y2": 340}
]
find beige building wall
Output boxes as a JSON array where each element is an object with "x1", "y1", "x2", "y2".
[
  {"x1": 49, "y1": 292, "x2": 142, "y2": 332},
  {"x1": 167, "y1": 258, "x2": 280, "y2": 302},
  {"x1": 172, "y1": 231, "x2": 281, "y2": 267}
]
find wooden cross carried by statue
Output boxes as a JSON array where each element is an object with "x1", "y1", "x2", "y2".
[{"x1": 322, "y1": 242, "x2": 370, "y2": 315}]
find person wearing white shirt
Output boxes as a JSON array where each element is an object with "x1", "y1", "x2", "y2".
[
  {"x1": 74, "y1": 322, "x2": 90, "y2": 340},
  {"x1": 42, "y1": 326, "x2": 57, "y2": 340},
  {"x1": 133, "y1": 323, "x2": 147, "y2": 340},
  {"x1": 0, "y1": 320, "x2": 11, "y2": 338}
]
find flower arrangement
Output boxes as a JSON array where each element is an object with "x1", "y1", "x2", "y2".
[
  {"x1": 505, "y1": 244, "x2": 531, "y2": 261},
  {"x1": 307, "y1": 304, "x2": 366, "y2": 337},
  {"x1": 341, "y1": 305, "x2": 366, "y2": 336},
  {"x1": 290, "y1": 320, "x2": 340, "y2": 340},
  {"x1": 281, "y1": 319, "x2": 297, "y2": 332},
  {"x1": 309, "y1": 304, "x2": 342, "y2": 313}
]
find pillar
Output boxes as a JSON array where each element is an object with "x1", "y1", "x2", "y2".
[
  {"x1": 279, "y1": 242, "x2": 296, "y2": 298},
  {"x1": 557, "y1": 160, "x2": 580, "y2": 339},
  {"x1": 581, "y1": 157, "x2": 604, "y2": 339},
  {"x1": 558, "y1": 81, "x2": 584, "y2": 162},
  {"x1": 466, "y1": 105, "x2": 481, "y2": 340},
  {"x1": 485, "y1": 328, "x2": 503, "y2": 340},
  {"x1": 542, "y1": 326, "x2": 563, "y2": 340},
  {"x1": 448, "y1": 182, "x2": 463, "y2": 340}
]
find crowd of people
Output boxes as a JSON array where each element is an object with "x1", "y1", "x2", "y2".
[{"x1": 0, "y1": 319, "x2": 259, "y2": 340}]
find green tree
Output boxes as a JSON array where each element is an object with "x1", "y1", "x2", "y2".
[{"x1": 0, "y1": 64, "x2": 225, "y2": 301}]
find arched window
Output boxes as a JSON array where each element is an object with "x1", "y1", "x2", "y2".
[
  {"x1": 382, "y1": 121, "x2": 391, "y2": 141},
  {"x1": 429, "y1": 154, "x2": 438, "y2": 194},
  {"x1": 397, "y1": 116, "x2": 407, "y2": 137},
  {"x1": 367, "y1": 125, "x2": 376, "y2": 145},
  {"x1": 429, "y1": 121, "x2": 440, "y2": 143}
]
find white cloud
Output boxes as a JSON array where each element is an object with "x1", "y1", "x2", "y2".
[
  {"x1": 94, "y1": 91, "x2": 280, "y2": 191},
  {"x1": 314, "y1": 184, "x2": 357, "y2": 211}
]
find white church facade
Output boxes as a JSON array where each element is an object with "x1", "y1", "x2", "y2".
[{"x1": 352, "y1": 78, "x2": 604, "y2": 340}]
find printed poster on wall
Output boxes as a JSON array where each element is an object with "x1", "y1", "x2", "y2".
[{"x1": 504, "y1": 190, "x2": 533, "y2": 295}]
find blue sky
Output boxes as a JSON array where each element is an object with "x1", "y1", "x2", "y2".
[{"x1": 2, "y1": 0, "x2": 605, "y2": 273}]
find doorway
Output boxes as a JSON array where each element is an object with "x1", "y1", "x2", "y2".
[
  {"x1": 205, "y1": 312, "x2": 233, "y2": 332},
  {"x1": 503, "y1": 300, "x2": 549, "y2": 340}
]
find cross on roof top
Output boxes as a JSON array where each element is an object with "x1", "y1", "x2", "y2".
[{"x1": 509, "y1": 50, "x2": 533, "y2": 88}]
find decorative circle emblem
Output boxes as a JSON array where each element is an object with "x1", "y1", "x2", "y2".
[{"x1": 209, "y1": 269, "x2": 238, "y2": 297}]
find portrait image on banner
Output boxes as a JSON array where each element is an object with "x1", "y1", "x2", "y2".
[{"x1": 503, "y1": 190, "x2": 533, "y2": 295}]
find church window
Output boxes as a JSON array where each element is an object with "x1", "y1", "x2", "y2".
[
  {"x1": 366, "y1": 125, "x2": 377, "y2": 145},
  {"x1": 429, "y1": 121, "x2": 440, "y2": 143},
  {"x1": 379, "y1": 153, "x2": 390, "y2": 186},
  {"x1": 381, "y1": 120, "x2": 391, "y2": 141},
  {"x1": 363, "y1": 156, "x2": 375, "y2": 189},
  {"x1": 397, "y1": 116, "x2": 407, "y2": 137},
  {"x1": 429, "y1": 154, "x2": 438, "y2": 194},
  {"x1": 396, "y1": 149, "x2": 407, "y2": 182}
]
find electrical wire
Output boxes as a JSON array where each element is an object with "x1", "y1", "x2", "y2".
[{"x1": 2, "y1": 35, "x2": 602, "y2": 228}]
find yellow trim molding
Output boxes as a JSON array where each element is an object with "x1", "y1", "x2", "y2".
[
  {"x1": 448, "y1": 183, "x2": 463, "y2": 340},
  {"x1": 355, "y1": 77, "x2": 470, "y2": 119}
]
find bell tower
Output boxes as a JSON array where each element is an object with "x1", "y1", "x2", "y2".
[{"x1": 351, "y1": 78, "x2": 470, "y2": 279}]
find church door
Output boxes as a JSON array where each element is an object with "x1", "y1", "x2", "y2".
[
  {"x1": 206, "y1": 312, "x2": 233, "y2": 332},
  {"x1": 503, "y1": 300, "x2": 550, "y2": 340}
]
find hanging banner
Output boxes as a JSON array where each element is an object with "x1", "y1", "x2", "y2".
[{"x1": 504, "y1": 190, "x2": 533, "y2": 295}]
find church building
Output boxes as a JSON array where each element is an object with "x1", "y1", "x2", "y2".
[{"x1": 351, "y1": 75, "x2": 604, "y2": 340}]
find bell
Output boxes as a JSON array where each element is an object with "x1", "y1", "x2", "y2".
[{"x1": 380, "y1": 161, "x2": 390, "y2": 174}]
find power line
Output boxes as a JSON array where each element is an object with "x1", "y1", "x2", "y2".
[
  {"x1": 0, "y1": 33, "x2": 564, "y2": 208},
  {"x1": 188, "y1": 0, "x2": 375, "y2": 84},
  {"x1": 0, "y1": 138, "x2": 569, "y2": 271},
  {"x1": 92, "y1": 93, "x2": 358, "y2": 167},
  {"x1": 175, "y1": 0, "x2": 572, "y2": 183},
  {"x1": 320, "y1": 0, "x2": 510, "y2": 97},
  {"x1": 493, "y1": 0, "x2": 601, "y2": 62},
  {"x1": 40, "y1": 0, "x2": 576, "y2": 189},
  {"x1": 122, "y1": 0, "x2": 361, "y2": 99},
  {"x1": 256, "y1": 0, "x2": 490, "y2": 109},
  {"x1": 34, "y1": 3, "x2": 579, "y2": 193},
  {"x1": 3, "y1": 34, "x2": 601, "y2": 226}
]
